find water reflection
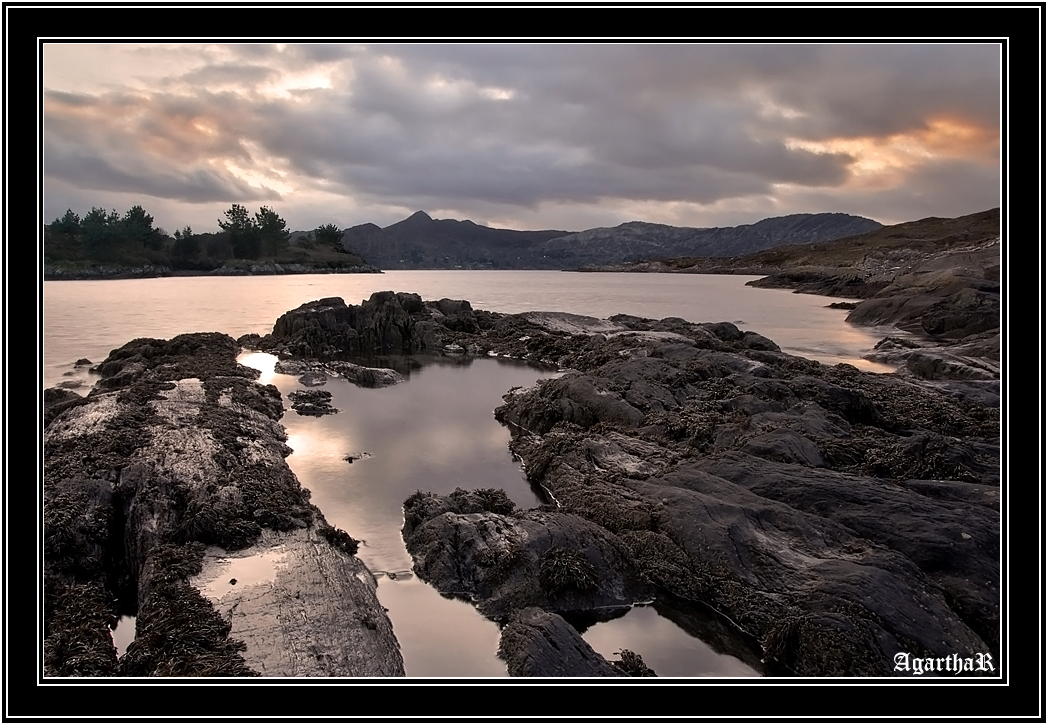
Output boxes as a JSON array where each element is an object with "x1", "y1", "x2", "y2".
[
  {"x1": 580, "y1": 605, "x2": 761, "y2": 677},
  {"x1": 241, "y1": 351, "x2": 759, "y2": 678},
  {"x1": 110, "y1": 616, "x2": 136, "y2": 658}
]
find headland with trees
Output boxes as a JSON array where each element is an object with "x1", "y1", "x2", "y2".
[{"x1": 44, "y1": 204, "x2": 379, "y2": 279}]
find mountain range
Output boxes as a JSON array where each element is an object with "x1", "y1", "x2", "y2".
[{"x1": 318, "y1": 211, "x2": 882, "y2": 270}]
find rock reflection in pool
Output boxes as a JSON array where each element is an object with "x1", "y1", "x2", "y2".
[
  {"x1": 580, "y1": 605, "x2": 761, "y2": 677},
  {"x1": 241, "y1": 351, "x2": 759, "y2": 677}
]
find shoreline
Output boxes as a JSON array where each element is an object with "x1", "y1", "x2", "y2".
[{"x1": 44, "y1": 263, "x2": 384, "y2": 281}]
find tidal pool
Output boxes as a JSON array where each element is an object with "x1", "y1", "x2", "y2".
[{"x1": 241, "y1": 351, "x2": 761, "y2": 678}]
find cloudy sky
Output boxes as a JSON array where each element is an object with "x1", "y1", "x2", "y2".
[{"x1": 42, "y1": 43, "x2": 1001, "y2": 235}]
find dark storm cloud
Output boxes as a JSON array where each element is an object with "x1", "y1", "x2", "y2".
[
  {"x1": 227, "y1": 46, "x2": 856, "y2": 208},
  {"x1": 754, "y1": 44, "x2": 1001, "y2": 140},
  {"x1": 45, "y1": 148, "x2": 280, "y2": 203}
]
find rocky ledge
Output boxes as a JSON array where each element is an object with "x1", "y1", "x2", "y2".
[
  {"x1": 43, "y1": 332, "x2": 403, "y2": 677},
  {"x1": 251, "y1": 291, "x2": 998, "y2": 677}
]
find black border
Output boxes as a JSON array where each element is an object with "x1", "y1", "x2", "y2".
[{"x1": 6, "y1": 4, "x2": 1044, "y2": 722}]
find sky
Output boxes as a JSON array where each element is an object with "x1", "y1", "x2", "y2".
[{"x1": 42, "y1": 43, "x2": 1001, "y2": 235}]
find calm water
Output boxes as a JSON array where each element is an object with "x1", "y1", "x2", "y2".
[{"x1": 43, "y1": 271, "x2": 902, "y2": 677}]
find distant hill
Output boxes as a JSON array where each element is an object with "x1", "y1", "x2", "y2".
[
  {"x1": 605, "y1": 208, "x2": 999, "y2": 278},
  {"x1": 538, "y1": 213, "x2": 882, "y2": 268},
  {"x1": 339, "y1": 211, "x2": 572, "y2": 269},
  {"x1": 334, "y1": 211, "x2": 882, "y2": 270}
]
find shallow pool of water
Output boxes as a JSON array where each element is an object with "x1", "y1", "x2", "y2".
[{"x1": 241, "y1": 351, "x2": 761, "y2": 677}]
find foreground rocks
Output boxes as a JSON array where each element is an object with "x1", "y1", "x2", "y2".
[
  {"x1": 43, "y1": 333, "x2": 403, "y2": 677},
  {"x1": 367, "y1": 297, "x2": 1000, "y2": 677},
  {"x1": 497, "y1": 607, "x2": 655, "y2": 677}
]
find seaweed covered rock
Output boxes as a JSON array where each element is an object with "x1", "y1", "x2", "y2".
[
  {"x1": 434, "y1": 305, "x2": 999, "y2": 677},
  {"x1": 402, "y1": 488, "x2": 653, "y2": 620},
  {"x1": 287, "y1": 389, "x2": 338, "y2": 416},
  {"x1": 44, "y1": 331, "x2": 403, "y2": 677},
  {"x1": 264, "y1": 292, "x2": 477, "y2": 358}
]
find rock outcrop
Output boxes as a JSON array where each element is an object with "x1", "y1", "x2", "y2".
[
  {"x1": 402, "y1": 488, "x2": 653, "y2": 621},
  {"x1": 255, "y1": 292, "x2": 481, "y2": 359},
  {"x1": 43, "y1": 332, "x2": 403, "y2": 677},
  {"x1": 497, "y1": 607, "x2": 647, "y2": 677},
  {"x1": 382, "y1": 300, "x2": 999, "y2": 677}
]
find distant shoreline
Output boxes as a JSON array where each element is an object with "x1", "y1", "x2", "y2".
[{"x1": 43, "y1": 263, "x2": 384, "y2": 281}]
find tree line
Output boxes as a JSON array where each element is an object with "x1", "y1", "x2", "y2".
[{"x1": 45, "y1": 204, "x2": 352, "y2": 271}]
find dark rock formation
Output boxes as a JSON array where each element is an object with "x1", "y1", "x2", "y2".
[
  {"x1": 255, "y1": 292, "x2": 487, "y2": 361},
  {"x1": 383, "y1": 300, "x2": 999, "y2": 677},
  {"x1": 44, "y1": 387, "x2": 87, "y2": 429},
  {"x1": 43, "y1": 332, "x2": 403, "y2": 677},
  {"x1": 264, "y1": 293, "x2": 433, "y2": 358},
  {"x1": 270, "y1": 346, "x2": 405, "y2": 388},
  {"x1": 287, "y1": 389, "x2": 338, "y2": 416},
  {"x1": 402, "y1": 488, "x2": 653, "y2": 621},
  {"x1": 497, "y1": 607, "x2": 646, "y2": 677}
]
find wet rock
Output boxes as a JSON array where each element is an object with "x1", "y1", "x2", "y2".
[
  {"x1": 297, "y1": 370, "x2": 328, "y2": 387},
  {"x1": 494, "y1": 373, "x2": 646, "y2": 434},
  {"x1": 44, "y1": 387, "x2": 87, "y2": 429},
  {"x1": 44, "y1": 331, "x2": 403, "y2": 677},
  {"x1": 497, "y1": 607, "x2": 626, "y2": 677},
  {"x1": 287, "y1": 389, "x2": 338, "y2": 416},
  {"x1": 327, "y1": 361, "x2": 404, "y2": 388},
  {"x1": 741, "y1": 429, "x2": 828, "y2": 467},
  {"x1": 268, "y1": 292, "x2": 447, "y2": 358},
  {"x1": 481, "y1": 310, "x2": 998, "y2": 676},
  {"x1": 402, "y1": 488, "x2": 653, "y2": 621},
  {"x1": 343, "y1": 452, "x2": 373, "y2": 464}
]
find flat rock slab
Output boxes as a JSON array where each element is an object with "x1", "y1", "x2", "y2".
[{"x1": 192, "y1": 529, "x2": 403, "y2": 677}]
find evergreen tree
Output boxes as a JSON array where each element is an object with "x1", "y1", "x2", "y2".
[
  {"x1": 80, "y1": 207, "x2": 121, "y2": 260},
  {"x1": 315, "y1": 223, "x2": 345, "y2": 250},
  {"x1": 172, "y1": 226, "x2": 201, "y2": 260},
  {"x1": 49, "y1": 209, "x2": 81, "y2": 237},
  {"x1": 255, "y1": 206, "x2": 290, "y2": 257},
  {"x1": 121, "y1": 205, "x2": 164, "y2": 251},
  {"x1": 219, "y1": 204, "x2": 260, "y2": 259}
]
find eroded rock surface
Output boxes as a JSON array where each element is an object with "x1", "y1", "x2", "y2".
[
  {"x1": 402, "y1": 488, "x2": 653, "y2": 621},
  {"x1": 43, "y1": 332, "x2": 403, "y2": 677},
  {"x1": 382, "y1": 299, "x2": 1000, "y2": 677}
]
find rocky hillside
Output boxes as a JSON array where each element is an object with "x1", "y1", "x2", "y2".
[
  {"x1": 537, "y1": 212, "x2": 881, "y2": 268},
  {"x1": 338, "y1": 210, "x2": 880, "y2": 270}
]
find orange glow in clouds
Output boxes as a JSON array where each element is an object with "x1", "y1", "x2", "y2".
[{"x1": 787, "y1": 115, "x2": 999, "y2": 190}]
